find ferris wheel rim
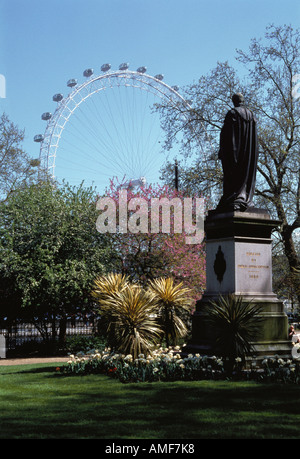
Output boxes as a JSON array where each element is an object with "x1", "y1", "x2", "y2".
[{"x1": 34, "y1": 66, "x2": 201, "y2": 182}]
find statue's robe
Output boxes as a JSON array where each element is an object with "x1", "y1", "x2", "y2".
[{"x1": 217, "y1": 105, "x2": 258, "y2": 212}]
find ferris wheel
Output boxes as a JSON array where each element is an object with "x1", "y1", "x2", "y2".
[{"x1": 34, "y1": 63, "x2": 204, "y2": 193}]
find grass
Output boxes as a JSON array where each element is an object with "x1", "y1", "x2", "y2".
[{"x1": 0, "y1": 362, "x2": 300, "y2": 439}]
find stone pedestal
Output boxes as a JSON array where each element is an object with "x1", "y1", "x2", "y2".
[{"x1": 187, "y1": 208, "x2": 291, "y2": 361}]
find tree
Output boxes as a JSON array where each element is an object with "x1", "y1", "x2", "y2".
[
  {"x1": 161, "y1": 233, "x2": 206, "y2": 303},
  {"x1": 0, "y1": 113, "x2": 40, "y2": 203},
  {"x1": 157, "y1": 24, "x2": 300, "y2": 299},
  {"x1": 98, "y1": 178, "x2": 206, "y2": 302},
  {"x1": 0, "y1": 181, "x2": 117, "y2": 346}
]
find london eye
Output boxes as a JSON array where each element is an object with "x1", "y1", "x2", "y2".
[{"x1": 34, "y1": 63, "x2": 203, "y2": 193}]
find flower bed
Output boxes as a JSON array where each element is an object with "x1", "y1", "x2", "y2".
[
  {"x1": 60, "y1": 345, "x2": 300, "y2": 384},
  {"x1": 62, "y1": 346, "x2": 225, "y2": 382}
]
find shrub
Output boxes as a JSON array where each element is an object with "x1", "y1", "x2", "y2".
[
  {"x1": 92, "y1": 281, "x2": 163, "y2": 359},
  {"x1": 90, "y1": 274, "x2": 194, "y2": 358},
  {"x1": 204, "y1": 294, "x2": 263, "y2": 373},
  {"x1": 148, "y1": 277, "x2": 193, "y2": 347},
  {"x1": 64, "y1": 335, "x2": 106, "y2": 354}
]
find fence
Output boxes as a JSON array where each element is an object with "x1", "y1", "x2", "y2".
[{"x1": 0, "y1": 319, "x2": 95, "y2": 352}]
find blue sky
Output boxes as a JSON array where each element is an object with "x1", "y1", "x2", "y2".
[{"x1": 1, "y1": 0, "x2": 300, "y2": 191}]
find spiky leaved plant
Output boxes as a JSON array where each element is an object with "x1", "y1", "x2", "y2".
[
  {"x1": 94, "y1": 282, "x2": 163, "y2": 359},
  {"x1": 91, "y1": 272, "x2": 129, "y2": 302},
  {"x1": 148, "y1": 277, "x2": 193, "y2": 347},
  {"x1": 204, "y1": 294, "x2": 263, "y2": 373},
  {"x1": 91, "y1": 273, "x2": 130, "y2": 343}
]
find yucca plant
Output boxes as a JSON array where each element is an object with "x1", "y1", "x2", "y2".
[
  {"x1": 91, "y1": 272, "x2": 129, "y2": 302},
  {"x1": 148, "y1": 277, "x2": 193, "y2": 347},
  {"x1": 91, "y1": 273, "x2": 130, "y2": 343},
  {"x1": 204, "y1": 294, "x2": 263, "y2": 373},
  {"x1": 94, "y1": 282, "x2": 163, "y2": 359}
]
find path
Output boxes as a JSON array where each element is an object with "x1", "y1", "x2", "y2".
[{"x1": 0, "y1": 357, "x2": 70, "y2": 366}]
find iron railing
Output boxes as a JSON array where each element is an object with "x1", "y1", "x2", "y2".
[{"x1": 0, "y1": 319, "x2": 95, "y2": 351}]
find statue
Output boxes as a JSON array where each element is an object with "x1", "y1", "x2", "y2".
[{"x1": 217, "y1": 93, "x2": 258, "y2": 212}]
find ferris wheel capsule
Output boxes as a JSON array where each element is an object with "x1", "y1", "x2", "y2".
[
  {"x1": 137, "y1": 66, "x2": 147, "y2": 73},
  {"x1": 67, "y1": 79, "x2": 77, "y2": 88},
  {"x1": 155, "y1": 74, "x2": 164, "y2": 81},
  {"x1": 41, "y1": 112, "x2": 52, "y2": 121},
  {"x1": 119, "y1": 63, "x2": 129, "y2": 71},
  {"x1": 34, "y1": 134, "x2": 44, "y2": 142},
  {"x1": 101, "y1": 63, "x2": 111, "y2": 72},
  {"x1": 83, "y1": 68, "x2": 94, "y2": 77},
  {"x1": 172, "y1": 85, "x2": 179, "y2": 92},
  {"x1": 53, "y1": 93, "x2": 64, "y2": 102}
]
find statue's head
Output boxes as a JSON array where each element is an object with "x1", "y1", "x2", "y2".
[{"x1": 232, "y1": 93, "x2": 245, "y2": 107}]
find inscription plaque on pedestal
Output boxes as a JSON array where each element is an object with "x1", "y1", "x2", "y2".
[{"x1": 207, "y1": 240, "x2": 273, "y2": 297}]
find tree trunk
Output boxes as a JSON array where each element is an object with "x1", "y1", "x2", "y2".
[
  {"x1": 281, "y1": 225, "x2": 300, "y2": 304},
  {"x1": 59, "y1": 317, "x2": 67, "y2": 347}
]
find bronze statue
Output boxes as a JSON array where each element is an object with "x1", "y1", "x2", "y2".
[{"x1": 217, "y1": 93, "x2": 258, "y2": 212}]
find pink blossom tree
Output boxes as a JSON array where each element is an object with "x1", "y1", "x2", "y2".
[{"x1": 96, "y1": 177, "x2": 206, "y2": 306}]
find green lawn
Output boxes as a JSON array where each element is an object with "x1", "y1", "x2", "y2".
[{"x1": 0, "y1": 362, "x2": 300, "y2": 439}]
